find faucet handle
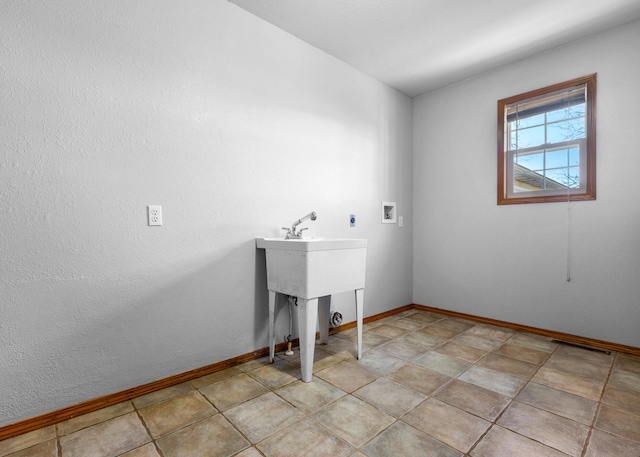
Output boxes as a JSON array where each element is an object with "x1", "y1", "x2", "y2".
[{"x1": 298, "y1": 227, "x2": 309, "y2": 235}]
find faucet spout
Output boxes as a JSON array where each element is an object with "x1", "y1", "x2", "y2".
[
  {"x1": 284, "y1": 212, "x2": 317, "y2": 239},
  {"x1": 292, "y1": 212, "x2": 317, "y2": 229}
]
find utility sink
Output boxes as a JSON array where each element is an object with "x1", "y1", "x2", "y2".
[
  {"x1": 256, "y1": 238, "x2": 367, "y2": 299},
  {"x1": 256, "y1": 237, "x2": 367, "y2": 382}
]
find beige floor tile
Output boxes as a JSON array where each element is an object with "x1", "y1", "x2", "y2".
[
  {"x1": 386, "y1": 363, "x2": 450, "y2": 395},
  {"x1": 315, "y1": 360, "x2": 378, "y2": 392},
  {"x1": 2, "y1": 440, "x2": 57, "y2": 457},
  {"x1": 275, "y1": 377, "x2": 346, "y2": 413},
  {"x1": 533, "y1": 367, "x2": 604, "y2": 401},
  {"x1": 493, "y1": 343, "x2": 549, "y2": 365},
  {"x1": 311, "y1": 350, "x2": 349, "y2": 372},
  {"x1": 398, "y1": 331, "x2": 446, "y2": 349},
  {"x1": 58, "y1": 401, "x2": 134, "y2": 436},
  {"x1": 353, "y1": 378, "x2": 427, "y2": 417},
  {"x1": 335, "y1": 326, "x2": 359, "y2": 338},
  {"x1": 452, "y1": 334, "x2": 503, "y2": 351},
  {"x1": 119, "y1": 443, "x2": 161, "y2": 457},
  {"x1": 281, "y1": 344, "x2": 353, "y2": 368},
  {"x1": 236, "y1": 356, "x2": 271, "y2": 372},
  {"x1": 224, "y1": 392, "x2": 304, "y2": 443},
  {"x1": 609, "y1": 369, "x2": 640, "y2": 393},
  {"x1": 375, "y1": 339, "x2": 430, "y2": 360},
  {"x1": 190, "y1": 366, "x2": 243, "y2": 389},
  {"x1": 615, "y1": 355, "x2": 640, "y2": 374},
  {"x1": 477, "y1": 353, "x2": 538, "y2": 379},
  {"x1": 419, "y1": 324, "x2": 461, "y2": 340},
  {"x1": 544, "y1": 352, "x2": 611, "y2": 381},
  {"x1": 403, "y1": 398, "x2": 490, "y2": 453},
  {"x1": 434, "y1": 379, "x2": 511, "y2": 421},
  {"x1": 516, "y1": 382, "x2": 597, "y2": 425},
  {"x1": 462, "y1": 325, "x2": 513, "y2": 341},
  {"x1": 554, "y1": 345, "x2": 614, "y2": 367},
  {"x1": 602, "y1": 385, "x2": 640, "y2": 415},
  {"x1": 246, "y1": 359, "x2": 299, "y2": 389},
  {"x1": 138, "y1": 390, "x2": 216, "y2": 438},
  {"x1": 414, "y1": 351, "x2": 471, "y2": 377},
  {"x1": 312, "y1": 396, "x2": 394, "y2": 447},
  {"x1": 585, "y1": 429, "x2": 640, "y2": 457},
  {"x1": 257, "y1": 417, "x2": 353, "y2": 457},
  {"x1": 363, "y1": 421, "x2": 462, "y2": 457},
  {"x1": 391, "y1": 317, "x2": 429, "y2": 331},
  {"x1": 368, "y1": 323, "x2": 409, "y2": 339},
  {"x1": 458, "y1": 366, "x2": 525, "y2": 397},
  {"x1": 376, "y1": 315, "x2": 404, "y2": 324},
  {"x1": 471, "y1": 425, "x2": 568, "y2": 457},
  {"x1": 595, "y1": 404, "x2": 640, "y2": 443},
  {"x1": 321, "y1": 336, "x2": 361, "y2": 358},
  {"x1": 359, "y1": 332, "x2": 393, "y2": 348},
  {"x1": 233, "y1": 447, "x2": 264, "y2": 457},
  {"x1": 436, "y1": 341, "x2": 488, "y2": 363},
  {"x1": 132, "y1": 383, "x2": 193, "y2": 409},
  {"x1": 155, "y1": 414, "x2": 248, "y2": 457},
  {"x1": 198, "y1": 373, "x2": 269, "y2": 411},
  {"x1": 506, "y1": 333, "x2": 558, "y2": 353},
  {"x1": 434, "y1": 318, "x2": 474, "y2": 333},
  {"x1": 497, "y1": 401, "x2": 589, "y2": 457},
  {"x1": 59, "y1": 412, "x2": 150, "y2": 457},
  {"x1": 0, "y1": 426, "x2": 55, "y2": 456},
  {"x1": 356, "y1": 350, "x2": 406, "y2": 375},
  {"x1": 406, "y1": 310, "x2": 444, "y2": 322}
]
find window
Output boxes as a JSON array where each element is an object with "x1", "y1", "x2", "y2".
[{"x1": 498, "y1": 74, "x2": 596, "y2": 204}]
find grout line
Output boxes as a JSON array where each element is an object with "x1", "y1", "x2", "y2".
[{"x1": 579, "y1": 351, "x2": 618, "y2": 457}]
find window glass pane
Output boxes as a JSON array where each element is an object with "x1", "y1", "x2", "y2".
[
  {"x1": 515, "y1": 151, "x2": 544, "y2": 170},
  {"x1": 546, "y1": 149, "x2": 571, "y2": 169},
  {"x1": 547, "y1": 103, "x2": 585, "y2": 122},
  {"x1": 514, "y1": 125, "x2": 545, "y2": 149},
  {"x1": 546, "y1": 167, "x2": 580, "y2": 188},
  {"x1": 568, "y1": 147, "x2": 579, "y2": 166},
  {"x1": 547, "y1": 118, "x2": 585, "y2": 143},
  {"x1": 516, "y1": 113, "x2": 545, "y2": 129}
]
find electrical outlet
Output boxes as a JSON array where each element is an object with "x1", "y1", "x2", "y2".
[
  {"x1": 350, "y1": 214, "x2": 356, "y2": 227},
  {"x1": 148, "y1": 205, "x2": 162, "y2": 226}
]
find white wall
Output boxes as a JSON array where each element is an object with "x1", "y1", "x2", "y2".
[
  {"x1": 414, "y1": 20, "x2": 640, "y2": 348},
  {"x1": 0, "y1": 0, "x2": 413, "y2": 425}
]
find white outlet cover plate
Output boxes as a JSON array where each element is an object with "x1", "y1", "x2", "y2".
[{"x1": 148, "y1": 205, "x2": 163, "y2": 226}]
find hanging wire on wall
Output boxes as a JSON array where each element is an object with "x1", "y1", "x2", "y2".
[
  {"x1": 566, "y1": 195, "x2": 572, "y2": 282},
  {"x1": 565, "y1": 93, "x2": 572, "y2": 283}
]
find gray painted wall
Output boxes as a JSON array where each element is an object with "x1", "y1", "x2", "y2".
[
  {"x1": 413, "y1": 20, "x2": 640, "y2": 348},
  {"x1": 0, "y1": 0, "x2": 413, "y2": 425}
]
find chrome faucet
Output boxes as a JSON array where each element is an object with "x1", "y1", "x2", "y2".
[{"x1": 282, "y1": 212, "x2": 317, "y2": 239}]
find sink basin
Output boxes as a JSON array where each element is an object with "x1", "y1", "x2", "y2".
[
  {"x1": 257, "y1": 237, "x2": 367, "y2": 382},
  {"x1": 256, "y1": 238, "x2": 367, "y2": 299}
]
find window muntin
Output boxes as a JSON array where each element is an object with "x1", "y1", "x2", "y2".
[{"x1": 498, "y1": 75, "x2": 596, "y2": 204}]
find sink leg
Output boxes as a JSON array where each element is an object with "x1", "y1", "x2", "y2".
[
  {"x1": 355, "y1": 289, "x2": 364, "y2": 360},
  {"x1": 268, "y1": 291, "x2": 277, "y2": 363},
  {"x1": 318, "y1": 295, "x2": 331, "y2": 345},
  {"x1": 297, "y1": 297, "x2": 318, "y2": 382}
]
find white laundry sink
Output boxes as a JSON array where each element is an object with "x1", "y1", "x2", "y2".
[
  {"x1": 256, "y1": 237, "x2": 367, "y2": 299},
  {"x1": 256, "y1": 237, "x2": 367, "y2": 382}
]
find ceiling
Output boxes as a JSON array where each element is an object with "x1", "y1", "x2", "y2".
[{"x1": 229, "y1": 0, "x2": 640, "y2": 97}]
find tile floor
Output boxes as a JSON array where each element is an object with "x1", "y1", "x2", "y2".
[{"x1": 2, "y1": 309, "x2": 640, "y2": 457}]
